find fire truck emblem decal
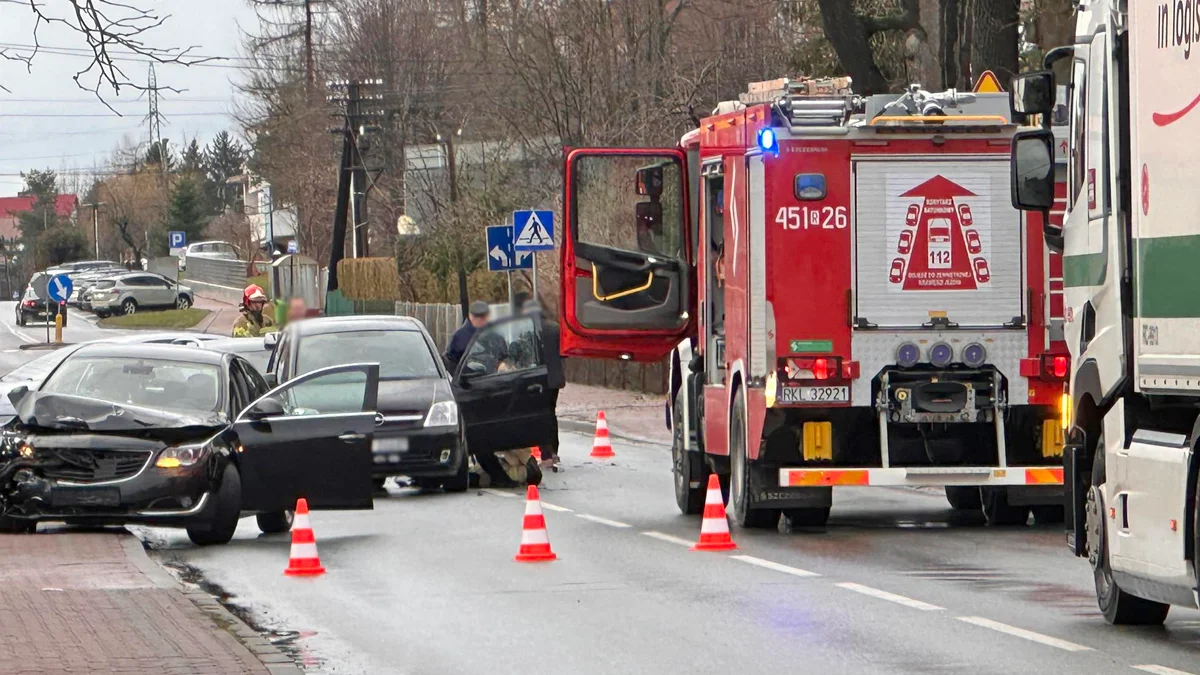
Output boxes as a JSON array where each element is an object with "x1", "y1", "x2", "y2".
[{"x1": 889, "y1": 175, "x2": 990, "y2": 292}]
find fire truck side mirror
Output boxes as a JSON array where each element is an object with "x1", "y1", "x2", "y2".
[
  {"x1": 1010, "y1": 130, "x2": 1056, "y2": 212},
  {"x1": 1010, "y1": 71, "x2": 1055, "y2": 118}
]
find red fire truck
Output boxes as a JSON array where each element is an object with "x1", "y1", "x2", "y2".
[{"x1": 558, "y1": 78, "x2": 1069, "y2": 529}]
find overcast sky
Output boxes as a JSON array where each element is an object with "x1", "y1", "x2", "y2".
[{"x1": 0, "y1": 0, "x2": 259, "y2": 195}]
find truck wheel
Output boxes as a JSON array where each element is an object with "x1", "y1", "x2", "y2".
[
  {"x1": 1031, "y1": 504, "x2": 1065, "y2": 525},
  {"x1": 672, "y1": 389, "x2": 707, "y2": 515},
  {"x1": 728, "y1": 389, "x2": 779, "y2": 529},
  {"x1": 785, "y1": 508, "x2": 830, "y2": 529},
  {"x1": 1088, "y1": 444, "x2": 1170, "y2": 625},
  {"x1": 945, "y1": 486, "x2": 983, "y2": 511},
  {"x1": 256, "y1": 510, "x2": 294, "y2": 534},
  {"x1": 187, "y1": 465, "x2": 241, "y2": 546},
  {"x1": 981, "y1": 487, "x2": 1029, "y2": 526}
]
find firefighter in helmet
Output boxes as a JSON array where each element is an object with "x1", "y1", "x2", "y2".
[{"x1": 232, "y1": 284, "x2": 276, "y2": 337}]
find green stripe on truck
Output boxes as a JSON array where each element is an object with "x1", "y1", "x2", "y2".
[
  {"x1": 1135, "y1": 235, "x2": 1200, "y2": 318},
  {"x1": 1062, "y1": 252, "x2": 1106, "y2": 288}
]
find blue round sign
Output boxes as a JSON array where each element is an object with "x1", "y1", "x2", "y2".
[{"x1": 47, "y1": 274, "x2": 73, "y2": 303}]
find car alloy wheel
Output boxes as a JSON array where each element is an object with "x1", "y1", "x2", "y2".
[
  {"x1": 176, "y1": 295, "x2": 191, "y2": 310},
  {"x1": 122, "y1": 299, "x2": 137, "y2": 315}
]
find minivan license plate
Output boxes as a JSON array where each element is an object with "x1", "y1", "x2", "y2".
[{"x1": 780, "y1": 386, "x2": 849, "y2": 404}]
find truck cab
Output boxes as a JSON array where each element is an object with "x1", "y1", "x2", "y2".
[{"x1": 1009, "y1": 0, "x2": 1200, "y2": 625}]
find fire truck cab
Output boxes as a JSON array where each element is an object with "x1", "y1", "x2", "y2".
[{"x1": 559, "y1": 77, "x2": 1068, "y2": 529}]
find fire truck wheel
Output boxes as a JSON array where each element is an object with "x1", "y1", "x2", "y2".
[
  {"x1": 981, "y1": 487, "x2": 1030, "y2": 526},
  {"x1": 784, "y1": 508, "x2": 830, "y2": 529},
  {"x1": 1031, "y1": 504, "x2": 1065, "y2": 524},
  {"x1": 672, "y1": 389, "x2": 707, "y2": 515},
  {"x1": 1089, "y1": 445, "x2": 1170, "y2": 625},
  {"x1": 729, "y1": 389, "x2": 780, "y2": 529},
  {"x1": 945, "y1": 486, "x2": 983, "y2": 511}
]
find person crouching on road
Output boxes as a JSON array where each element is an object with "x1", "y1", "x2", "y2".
[{"x1": 232, "y1": 285, "x2": 276, "y2": 338}]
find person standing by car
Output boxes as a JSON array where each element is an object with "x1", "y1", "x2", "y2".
[
  {"x1": 443, "y1": 300, "x2": 489, "y2": 372},
  {"x1": 285, "y1": 296, "x2": 308, "y2": 325},
  {"x1": 233, "y1": 285, "x2": 275, "y2": 338},
  {"x1": 516, "y1": 296, "x2": 565, "y2": 469}
]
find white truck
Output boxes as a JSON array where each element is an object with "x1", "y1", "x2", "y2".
[{"x1": 1010, "y1": 0, "x2": 1200, "y2": 624}]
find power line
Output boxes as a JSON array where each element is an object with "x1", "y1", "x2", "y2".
[
  {"x1": 0, "y1": 112, "x2": 230, "y2": 118},
  {"x1": 0, "y1": 97, "x2": 234, "y2": 104}
]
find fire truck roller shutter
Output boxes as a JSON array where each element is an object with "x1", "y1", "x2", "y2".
[
  {"x1": 571, "y1": 154, "x2": 690, "y2": 331},
  {"x1": 853, "y1": 158, "x2": 1023, "y2": 329}
]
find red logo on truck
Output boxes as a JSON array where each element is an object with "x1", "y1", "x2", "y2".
[{"x1": 890, "y1": 175, "x2": 988, "y2": 291}]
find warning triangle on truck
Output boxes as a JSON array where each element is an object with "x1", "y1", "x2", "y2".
[{"x1": 972, "y1": 70, "x2": 1004, "y2": 94}]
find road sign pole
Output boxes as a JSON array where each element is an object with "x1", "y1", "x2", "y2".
[
  {"x1": 507, "y1": 270, "x2": 514, "y2": 308},
  {"x1": 531, "y1": 254, "x2": 538, "y2": 306}
]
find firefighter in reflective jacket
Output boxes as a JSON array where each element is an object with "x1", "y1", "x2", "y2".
[{"x1": 232, "y1": 285, "x2": 276, "y2": 337}]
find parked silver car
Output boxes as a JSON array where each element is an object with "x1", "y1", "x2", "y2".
[
  {"x1": 89, "y1": 272, "x2": 195, "y2": 316},
  {"x1": 179, "y1": 241, "x2": 239, "y2": 272}
]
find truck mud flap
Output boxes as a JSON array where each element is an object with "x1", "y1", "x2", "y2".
[
  {"x1": 1064, "y1": 442, "x2": 1087, "y2": 557},
  {"x1": 749, "y1": 462, "x2": 832, "y2": 509}
]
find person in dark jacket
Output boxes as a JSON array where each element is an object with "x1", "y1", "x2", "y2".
[
  {"x1": 514, "y1": 295, "x2": 565, "y2": 468},
  {"x1": 444, "y1": 301, "x2": 490, "y2": 372}
]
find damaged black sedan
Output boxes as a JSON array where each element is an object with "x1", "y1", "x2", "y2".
[{"x1": 0, "y1": 343, "x2": 379, "y2": 545}]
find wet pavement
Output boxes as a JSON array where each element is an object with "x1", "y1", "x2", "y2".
[{"x1": 136, "y1": 432, "x2": 1200, "y2": 675}]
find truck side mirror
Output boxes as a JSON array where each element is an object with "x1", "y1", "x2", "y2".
[
  {"x1": 1010, "y1": 71, "x2": 1055, "y2": 117},
  {"x1": 1010, "y1": 130, "x2": 1056, "y2": 211},
  {"x1": 636, "y1": 165, "x2": 664, "y2": 198}
]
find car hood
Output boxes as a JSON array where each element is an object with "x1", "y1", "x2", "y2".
[
  {"x1": 13, "y1": 392, "x2": 227, "y2": 436},
  {"x1": 377, "y1": 378, "x2": 450, "y2": 414}
]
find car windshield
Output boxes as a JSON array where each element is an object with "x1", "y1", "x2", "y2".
[
  {"x1": 296, "y1": 329, "x2": 439, "y2": 380},
  {"x1": 41, "y1": 356, "x2": 223, "y2": 414}
]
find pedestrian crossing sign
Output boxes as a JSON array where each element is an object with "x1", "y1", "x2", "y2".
[{"x1": 513, "y1": 210, "x2": 554, "y2": 251}]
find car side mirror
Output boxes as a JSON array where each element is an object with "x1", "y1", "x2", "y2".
[
  {"x1": 1010, "y1": 71, "x2": 1055, "y2": 117},
  {"x1": 1010, "y1": 130, "x2": 1056, "y2": 211},
  {"x1": 263, "y1": 332, "x2": 279, "y2": 349},
  {"x1": 7, "y1": 385, "x2": 29, "y2": 409},
  {"x1": 246, "y1": 397, "x2": 285, "y2": 420}
]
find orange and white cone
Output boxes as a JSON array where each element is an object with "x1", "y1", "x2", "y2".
[
  {"x1": 284, "y1": 498, "x2": 326, "y2": 576},
  {"x1": 692, "y1": 474, "x2": 737, "y2": 551},
  {"x1": 514, "y1": 485, "x2": 557, "y2": 562},
  {"x1": 590, "y1": 411, "x2": 615, "y2": 458}
]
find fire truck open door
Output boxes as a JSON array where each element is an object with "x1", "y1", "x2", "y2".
[{"x1": 559, "y1": 148, "x2": 695, "y2": 361}]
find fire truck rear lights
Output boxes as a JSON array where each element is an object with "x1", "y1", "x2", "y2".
[
  {"x1": 1052, "y1": 355, "x2": 1068, "y2": 378},
  {"x1": 962, "y1": 343, "x2": 987, "y2": 367},
  {"x1": 812, "y1": 358, "x2": 829, "y2": 380},
  {"x1": 757, "y1": 128, "x2": 779, "y2": 155},
  {"x1": 787, "y1": 357, "x2": 841, "y2": 382},
  {"x1": 929, "y1": 342, "x2": 953, "y2": 367},
  {"x1": 896, "y1": 343, "x2": 920, "y2": 368}
]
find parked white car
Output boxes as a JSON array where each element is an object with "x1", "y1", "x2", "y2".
[
  {"x1": 179, "y1": 241, "x2": 239, "y2": 271},
  {"x1": 90, "y1": 272, "x2": 195, "y2": 317}
]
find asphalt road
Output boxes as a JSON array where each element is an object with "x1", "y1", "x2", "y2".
[
  {"x1": 0, "y1": 300, "x2": 138, "y2": 374},
  {"x1": 2, "y1": 307, "x2": 1198, "y2": 675},
  {"x1": 136, "y1": 434, "x2": 1200, "y2": 675}
]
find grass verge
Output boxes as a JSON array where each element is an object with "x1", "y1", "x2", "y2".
[{"x1": 98, "y1": 308, "x2": 211, "y2": 330}]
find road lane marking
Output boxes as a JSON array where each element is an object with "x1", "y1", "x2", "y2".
[
  {"x1": 956, "y1": 616, "x2": 1091, "y2": 652},
  {"x1": 539, "y1": 502, "x2": 573, "y2": 513},
  {"x1": 1134, "y1": 666, "x2": 1196, "y2": 675},
  {"x1": 574, "y1": 513, "x2": 630, "y2": 528},
  {"x1": 835, "y1": 582, "x2": 942, "y2": 611},
  {"x1": 3, "y1": 318, "x2": 36, "y2": 344},
  {"x1": 731, "y1": 555, "x2": 820, "y2": 578},
  {"x1": 480, "y1": 489, "x2": 519, "y2": 499},
  {"x1": 641, "y1": 531, "x2": 694, "y2": 547}
]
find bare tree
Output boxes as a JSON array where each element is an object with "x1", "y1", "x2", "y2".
[{"x1": 4, "y1": 1, "x2": 211, "y2": 95}]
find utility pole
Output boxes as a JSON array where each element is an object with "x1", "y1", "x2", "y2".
[
  {"x1": 304, "y1": 0, "x2": 315, "y2": 95},
  {"x1": 144, "y1": 64, "x2": 167, "y2": 182},
  {"x1": 81, "y1": 202, "x2": 106, "y2": 258},
  {"x1": 326, "y1": 79, "x2": 384, "y2": 291}
]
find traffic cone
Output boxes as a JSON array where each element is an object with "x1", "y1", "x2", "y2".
[
  {"x1": 531, "y1": 446, "x2": 542, "y2": 460},
  {"x1": 590, "y1": 411, "x2": 615, "y2": 458},
  {"x1": 692, "y1": 474, "x2": 737, "y2": 551},
  {"x1": 514, "y1": 485, "x2": 557, "y2": 562},
  {"x1": 284, "y1": 498, "x2": 326, "y2": 576}
]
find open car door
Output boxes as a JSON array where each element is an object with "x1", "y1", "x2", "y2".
[
  {"x1": 453, "y1": 315, "x2": 556, "y2": 454},
  {"x1": 235, "y1": 362, "x2": 379, "y2": 512},
  {"x1": 561, "y1": 148, "x2": 695, "y2": 361}
]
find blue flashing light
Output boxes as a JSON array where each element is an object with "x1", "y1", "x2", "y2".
[{"x1": 757, "y1": 128, "x2": 779, "y2": 155}]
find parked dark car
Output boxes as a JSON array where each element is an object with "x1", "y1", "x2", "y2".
[
  {"x1": 268, "y1": 316, "x2": 469, "y2": 492},
  {"x1": 0, "y1": 343, "x2": 381, "y2": 544},
  {"x1": 15, "y1": 286, "x2": 66, "y2": 326}
]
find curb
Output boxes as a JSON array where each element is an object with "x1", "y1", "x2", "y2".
[{"x1": 122, "y1": 536, "x2": 304, "y2": 675}]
